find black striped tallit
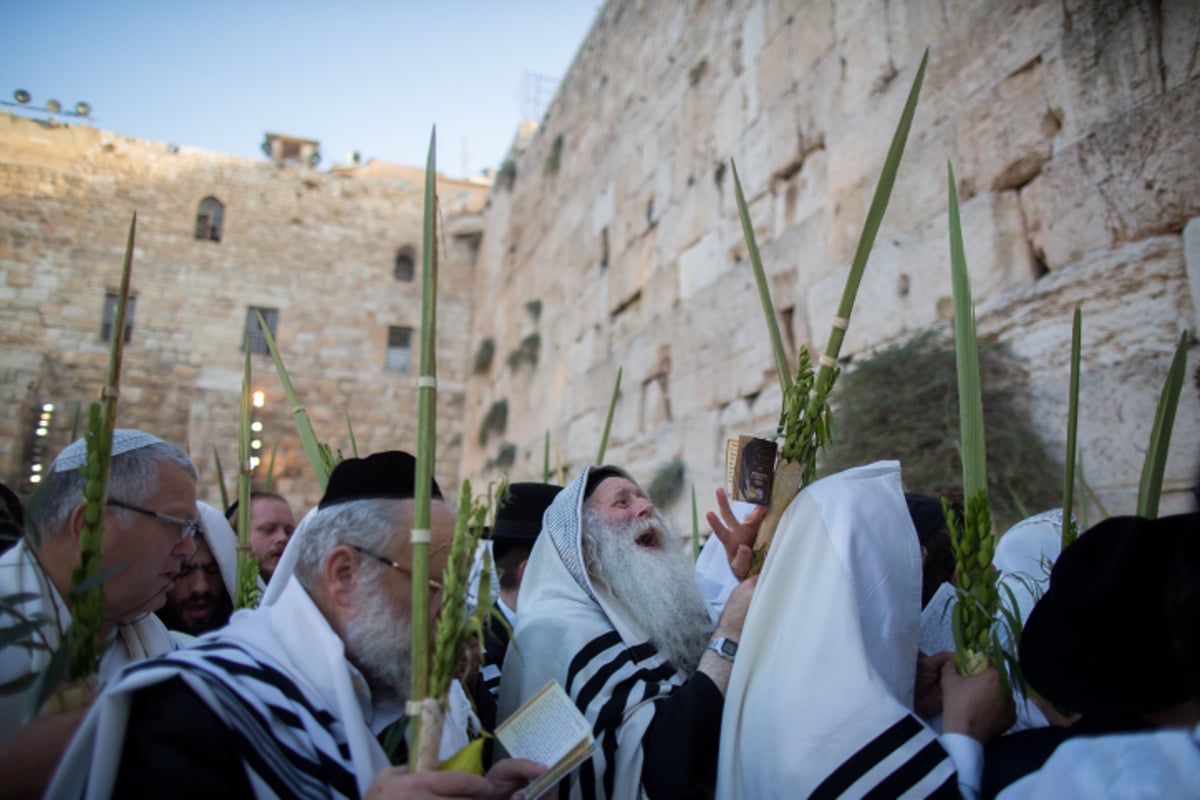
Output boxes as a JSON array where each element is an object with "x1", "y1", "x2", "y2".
[
  {"x1": 122, "y1": 640, "x2": 360, "y2": 800},
  {"x1": 809, "y1": 714, "x2": 959, "y2": 800}
]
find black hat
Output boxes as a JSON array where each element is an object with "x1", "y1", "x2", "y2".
[
  {"x1": 584, "y1": 466, "x2": 631, "y2": 501},
  {"x1": 491, "y1": 482, "x2": 562, "y2": 562},
  {"x1": 904, "y1": 493, "x2": 947, "y2": 544},
  {"x1": 1019, "y1": 513, "x2": 1198, "y2": 717},
  {"x1": 318, "y1": 451, "x2": 443, "y2": 510}
]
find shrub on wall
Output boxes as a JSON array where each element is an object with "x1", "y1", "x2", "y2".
[{"x1": 819, "y1": 330, "x2": 1061, "y2": 531}]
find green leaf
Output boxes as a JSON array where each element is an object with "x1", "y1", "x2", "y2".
[
  {"x1": 212, "y1": 446, "x2": 229, "y2": 513},
  {"x1": 25, "y1": 642, "x2": 68, "y2": 718},
  {"x1": 1062, "y1": 307, "x2": 1082, "y2": 549},
  {"x1": 346, "y1": 412, "x2": 359, "y2": 459},
  {"x1": 257, "y1": 309, "x2": 330, "y2": 490},
  {"x1": 68, "y1": 563, "x2": 126, "y2": 596},
  {"x1": 0, "y1": 671, "x2": 39, "y2": 697},
  {"x1": 731, "y1": 158, "x2": 791, "y2": 397},
  {"x1": 691, "y1": 484, "x2": 700, "y2": 563},
  {"x1": 1137, "y1": 330, "x2": 1189, "y2": 518},
  {"x1": 596, "y1": 367, "x2": 622, "y2": 465},
  {"x1": 0, "y1": 619, "x2": 48, "y2": 649}
]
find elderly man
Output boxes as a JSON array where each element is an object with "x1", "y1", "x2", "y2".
[
  {"x1": 227, "y1": 490, "x2": 296, "y2": 582},
  {"x1": 51, "y1": 451, "x2": 541, "y2": 799},
  {"x1": 498, "y1": 466, "x2": 756, "y2": 799},
  {"x1": 0, "y1": 429, "x2": 199, "y2": 794}
]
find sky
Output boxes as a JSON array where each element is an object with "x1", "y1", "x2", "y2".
[{"x1": 1, "y1": 1, "x2": 601, "y2": 177}]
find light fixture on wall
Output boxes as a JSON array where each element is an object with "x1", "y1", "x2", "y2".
[{"x1": 2, "y1": 90, "x2": 93, "y2": 119}]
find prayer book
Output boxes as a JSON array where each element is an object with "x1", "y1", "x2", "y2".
[
  {"x1": 725, "y1": 435, "x2": 778, "y2": 505},
  {"x1": 495, "y1": 679, "x2": 596, "y2": 800}
]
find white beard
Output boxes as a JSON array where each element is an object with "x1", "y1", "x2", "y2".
[
  {"x1": 343, "y1": 573, "x2": 412, "y2": 703},
  {"x1": 582, "y1": 505, "x2": 713, "y2": 672}
]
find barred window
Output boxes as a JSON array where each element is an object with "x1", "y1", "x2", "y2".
[
  {"x1": 195, "y1": 196, "x2": 225, "y2": 242},
  {"x1": 100, "y1": 291, "x2": 136, "y2": 343},
  {"x1": 386, "y1": 326, "x2": 413, "y2": 372},
  {"x1": 244, "y1": 307, "x2": 279, "y2": 355}
]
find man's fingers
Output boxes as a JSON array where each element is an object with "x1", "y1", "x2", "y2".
[{"x1": 730, "y1": 545, "x2": 752, "y2": 581}]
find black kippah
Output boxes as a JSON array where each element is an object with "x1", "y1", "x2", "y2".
[
  {"x1": 319, "y1": 451, "x2": 443, "y2": 509},
  {"x1": 584, "y1": 466, "x2": 627, "y2": 501}
]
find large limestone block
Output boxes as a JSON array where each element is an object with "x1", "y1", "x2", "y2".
[
  {"x1": 1164, "y1": 0, "x2": 1200, "y2": 91},
  {"x1": 885, "y1": 0, "x2": 947, "y2": 70},
  {"x1": 678, "y1": 230, "x2": 726, "y2": 300},
  {"x1": 1021, "y1": 79, "x2": 1200, "y2": 268},
  {"x1": 1186, "y1": 218, "x2": 1200, "y2": 332},
  {"x1": 805, "y1": 190, "x2": 1035, "y2": 355},
  {"x1": 977, "y1": 236, "x2": 1197, "y2": 514}
]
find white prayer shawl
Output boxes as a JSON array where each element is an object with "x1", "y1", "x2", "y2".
[
  {"x1": 49, "y1": 577, "x2": 390, "y2": 800},
  {"x1": 718, "y1": 461, "x2": 957, "y2": 799},
  {"x1": 0, "y1": 540, "x2": 177, "y2": 738},
  {"x1": 498, "y1": 466, "x2": 689, "y2": 800},
  {"x1": 998, "y1": 723, "x2": 1200, "y2": 799},
  {"x1": 195, "y1": 501, "x2": 266, "y2": 604},
  {"x1": 257, "y1": 504, "x2": 478, "y2": 758}
]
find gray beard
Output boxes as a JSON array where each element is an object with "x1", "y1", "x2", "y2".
[
  {"x1": 343, "y1": 573, "x2": 412, "y2": 703},
  {"x1": 582, "y1": 506, "x2": 713, "y2": 672}
]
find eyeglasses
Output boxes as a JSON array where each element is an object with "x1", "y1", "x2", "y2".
[
  {"x1": 351, "y1": 544, "x2": 443, "y2": 591},
  {"x1": 106, "y1": 498, "x2": 200, "y2": 540}
]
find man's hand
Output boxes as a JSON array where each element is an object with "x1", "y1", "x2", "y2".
[
  {"x1": 367, "y1": 759, "x2": 545, "y2": 800},
  {"x1": 939, "y1": 661, "x2": 1015, "y2": 744},
  {"x1": 913, "y1": 651, "x2": 953, "y2": 719},
  {"x1": 706, "y1": 488, "x2": 766, "y2": 581}
]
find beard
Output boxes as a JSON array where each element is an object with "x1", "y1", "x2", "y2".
[
  {"x1": 343, "y1": 573, "x2": 413, "y2": 703},
  {"x1": 582, "y1": 505, "x2": 713, "y2": 672},
  {"x1": 156, "y1": 590, "x2": 234, "y2": 636}
]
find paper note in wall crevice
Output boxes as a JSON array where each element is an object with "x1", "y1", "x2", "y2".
[{"x1": 495, "y1": 680, "x2": 596, "y2": 799}]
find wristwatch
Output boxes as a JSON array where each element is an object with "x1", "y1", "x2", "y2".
[{"x1": 706, "y1": 637, "x2": 738, "y2": 662}]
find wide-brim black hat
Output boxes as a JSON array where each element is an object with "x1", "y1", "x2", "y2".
[
  {"x1": 1019, "y1": 512, "x2": 1198, "y2": 717},
  {"x1": 319, "y1": 451, "x2": 443, "y2": 509},
  {"x1": 490, "y1": 482, "x2": 562, "y2": 560}
]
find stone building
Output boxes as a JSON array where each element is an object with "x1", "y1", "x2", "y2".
[
  {"x1": 2, "y1": 0, "x2": 1198, "y2": 531},
  {"x1": 0, "y1": 115, "x2": 487, "y2": 511},
  {"x1": 463, "y1": 0, "x2": 1200, "y2": 524}
]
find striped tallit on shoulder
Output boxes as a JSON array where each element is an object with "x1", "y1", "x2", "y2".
[
  {"x1": 718, "y1": 462, "x2": 961, "y2": 799},
  {"x1": 122, "y1": 641, "x2": 359, "y2": 799}
]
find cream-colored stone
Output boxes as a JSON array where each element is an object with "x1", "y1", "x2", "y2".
[{"x1": 1186, "y1": 217, "x2": 1200, "y2": 333}]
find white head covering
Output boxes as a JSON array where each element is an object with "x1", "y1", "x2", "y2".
[
  {"x1": 718, "y1": 461, "x2": 955, "y2": 798},
  {"x1": 498, "y1": 465, "x2": 691, "y2": 799},
  {"x1": 195, "y1": 501, "x2": 241, "y2": 602},
  {"x1": 50, "y1": 429, "x2": 166, "y2": 473}
]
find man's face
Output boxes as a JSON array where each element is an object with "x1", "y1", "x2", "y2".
[
  {"x1": 249, "y1": 497, "x2": 296, "y2": 580},
  {"x1": 101, "y1": 460, "x2": 199, "y2": 622},
  {"x1": 585, "y1": 477, "x2": 667, "y2": 549},
  {"x1": 342, "y1": 499, "x2": 455, "y2": 700},
  {"x1": 159, "y1": 537, "x2": 232, "y2": 635}
]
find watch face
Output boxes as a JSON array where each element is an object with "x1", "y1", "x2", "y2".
[{"x1": 719, "y1": 639, "x2": 737, "y2": 658}]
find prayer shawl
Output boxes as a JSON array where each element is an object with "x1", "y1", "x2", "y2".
[
  {"x1": 0, "y1": 540, "x2": 178, "y2": 737},
  {"x1": 196, "y1": 501, "x2": 266, "y2": 605},
  {"x1": 258, "y1": 505, "x2": 479, "y2": 759},
  {"x1": 48, "y1": 577, "x2": 390, "y2": 800},
  {"x1": 717, "y1": 461, "x2": 958, "y2": 799},
  {"x1": 498, "y1": 466, "x2": 690, "y2": 800}
]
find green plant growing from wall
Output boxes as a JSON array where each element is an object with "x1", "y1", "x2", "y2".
[
  {"x1": 506, "y1": 333, "x2": 541, "y2": 371},
  {"x1": 473, "y1": 338, "x2": 495, "y2": 374},
  {"x1": 497, "y1": 159, "x2": 517, "y2": 191},
  {"x1": 647, "y1": 460, "x2": 686, "y2": 509},
  {"x1": 478, "y1": 399, "x2": 508, "y2": 446},
  {"x1": 544, "y1": 134, "x2": 564, "y2": 175},
  {"x1": 525, "y1": 299, "x2": 542, "y2": 321}
]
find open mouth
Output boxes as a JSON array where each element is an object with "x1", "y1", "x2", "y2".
[
  {"x1": 184, "y1": 600, "x2": 213, "y2": 621},
  {"x1": 635, "y1": 530, "x2": 659, "y2": 549}
]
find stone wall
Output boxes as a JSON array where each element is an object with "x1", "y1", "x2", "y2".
[
  {"x1": 0, "y1": 113, "x2": 485, "y2": 512},
  {"x1": 464, "y1": 0, "x2": 1200, "y2": 525}
]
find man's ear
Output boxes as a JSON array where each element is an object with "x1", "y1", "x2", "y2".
[
  {"x1": 324, "y1": 545, "x2": 359, "y2": 609},
  {"x1": 66, "y1": 502, "x2": 88, "y2": 545}
]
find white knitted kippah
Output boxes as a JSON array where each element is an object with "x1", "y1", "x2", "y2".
[{"x1": 51, "y1": 429, "x2": 165, "y2": 473}]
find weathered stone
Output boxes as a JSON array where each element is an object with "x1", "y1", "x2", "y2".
[{"x1": 1185, "y1": 217, "x2": 1200, "y2": 333}]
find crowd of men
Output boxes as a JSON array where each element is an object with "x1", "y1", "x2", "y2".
[{"x1": 0, "y1": 428, "x2": 1196, "y2": 799}]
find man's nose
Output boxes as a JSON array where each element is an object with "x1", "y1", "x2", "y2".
[
  {"x1": 176, "y1": 535, "x2": 198, "y2": 560},
  {"x1": 192, "y1": 568, "x2": 211, "y2": 594},
  {"x1": 632, "y1": 496, "x2": 654, "y2": 519}
]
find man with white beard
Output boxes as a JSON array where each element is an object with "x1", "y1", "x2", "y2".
[
  {"x1": 498, "y1": 466, "x2": 757, "y2": 800},
  {"x1": 50, "y1": 451, "x2": 543, "y2": 800}
]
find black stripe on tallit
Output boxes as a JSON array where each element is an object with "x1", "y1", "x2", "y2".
[
  {"x1": 927, "y1": 772, "x2": 961, "y2": 798},
  {"x1": 574, "y1": 640, "x2": 658, "y2": 714},
  {"x1": 205, "y1": 652, "x2": 342, "y2": 728},
  {"x1": 862, "y1": 739, "x2": 954, "y2": 799},
  {"x1": 595, "y1": 662, "x2": 679, "y2": 799},
  {"x1": 565, "y1": 631, "x2": 622, "y2": 693},
  {"x1": 809, "y1": 716, "x2": 924, "y2": 800},
  {"x1": 184, "y1": 662, "x2": 358, "y2": 799}
]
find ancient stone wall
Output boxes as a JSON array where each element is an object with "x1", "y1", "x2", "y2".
[
  {"x1": 464, "y1": 0, "x2": 1200, "y2": 524},
  {"x1": 0, "y1": 113, "x2": 483, "y2": 512}
]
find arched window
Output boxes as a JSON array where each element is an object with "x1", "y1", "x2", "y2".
[
  {"x1": 394, "y1": 247, "x2": 415, "y2": 282},
  {"x1": 195, "y1": 197, "x2": 224, "y2": 242}
]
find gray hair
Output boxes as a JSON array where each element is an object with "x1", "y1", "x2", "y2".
[
  {"x1": 32, "y1": 440, "x2": 198, "y2": 541},
  {"x1": 292, "y1": 498, "x2": 411, "y2": 592}
]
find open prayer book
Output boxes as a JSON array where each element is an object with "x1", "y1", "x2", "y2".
[{"x1": 495, "y1": 680, "x2": 597, "y2": 800}]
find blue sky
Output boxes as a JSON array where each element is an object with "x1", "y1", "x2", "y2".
[{"x1": 1, "y1": 1, "x2": 600, "y2": 177}]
